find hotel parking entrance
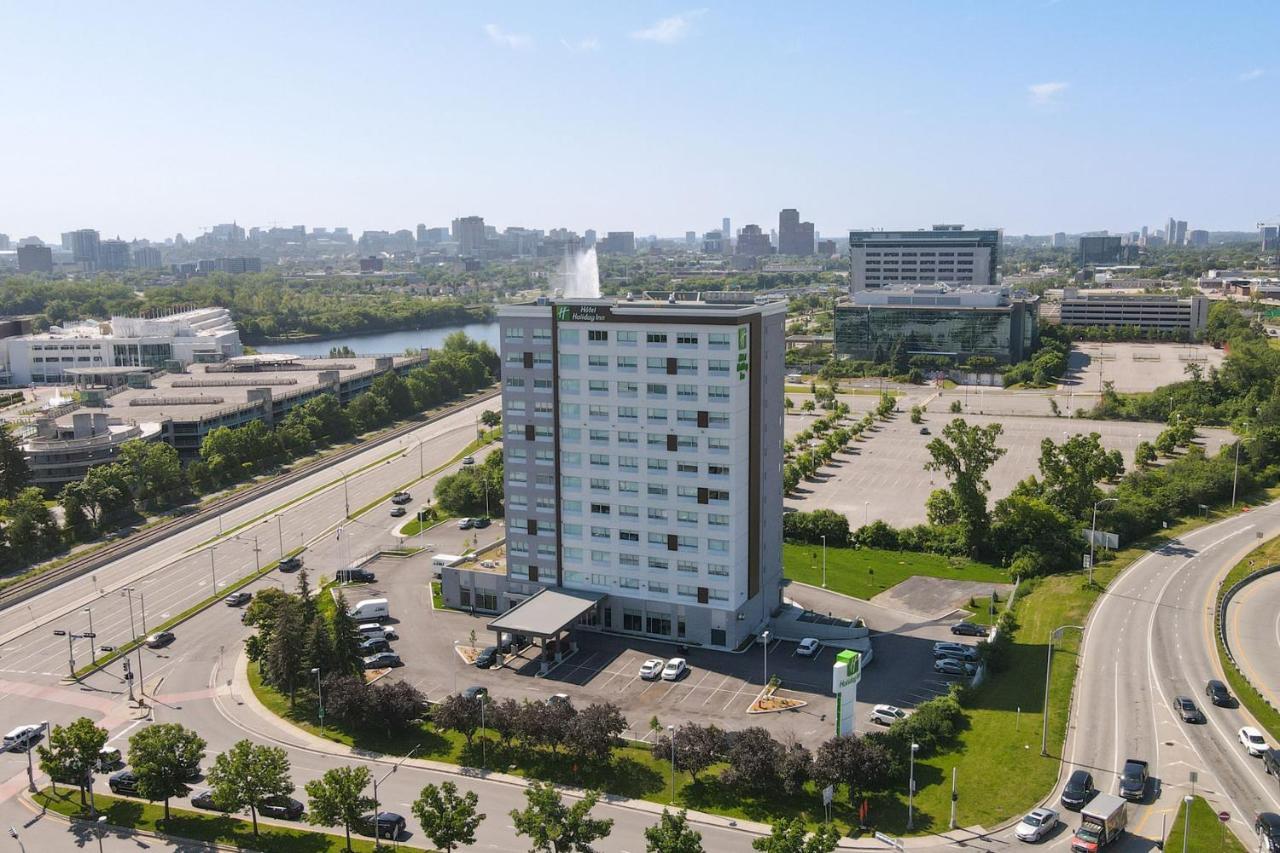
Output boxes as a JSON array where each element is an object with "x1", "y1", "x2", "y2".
[{"x1": 486, "y1": 587, "x2": 605, "y2": 674}]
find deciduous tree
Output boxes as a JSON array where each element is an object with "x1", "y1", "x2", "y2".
[
  {"x1": 509, "y1": 781, "x2": 614, "y2": 853},
  {"x1": 206, "y1": 740, "x2": 293, "y2": 837},
  {"x1": 412, "y1": 780, "x2": 485, "y2": 852},
  {"x1": 127, "y1": 723, "x2": 206, "y2": 819},
  {"x1": 305, "y1": 765, "x2": 374, "y2": 852}
]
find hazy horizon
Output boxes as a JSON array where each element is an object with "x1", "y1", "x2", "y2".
[{"x1": 3, "y1": 1, "x2": 1277, "y2": 241}]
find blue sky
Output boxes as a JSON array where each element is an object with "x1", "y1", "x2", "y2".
[{"x1": 2, "y1": 1, "x2": 1277, "y2": 241}]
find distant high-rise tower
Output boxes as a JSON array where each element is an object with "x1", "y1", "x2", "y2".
[
  {"x1": 583, "y1": 229, "x2": 597, "y2": 249},
  {"x1": 1174, "y1": 221, "x2": 1187, "y2": 246},
  {"x1": 1166, "y1": 218, "x2": 1177, "y2": 246},
  {"x1": 456, "y1": 216, "x2": 487, "y2": 256},
  {"x1": 1051, "y1": 232, "x2": 1068, "y2": 248},
  {"x1": 98, "y1": 238, "x2": 131, "y2": 271},
  {"x1": 1262, "y1": 226, "x2": 1279, "y2": 252},
  {"x1": 722, "y1": 218, "x2": 731, "y2": 254},
  {"x1": 17, "y1": 244, "x2": 53, "y2": 274},
  {"x1": 70, "y1": 229, "x2": 101, "y2": 269}
]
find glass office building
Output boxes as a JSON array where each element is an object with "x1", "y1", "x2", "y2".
[{"x1": 834, "y1": 285, "x2": 1038, "y2": 365}]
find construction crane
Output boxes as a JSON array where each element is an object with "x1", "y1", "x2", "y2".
[{"x1": 1258, "y1": 218, "x2": 1280, "y2": 269}]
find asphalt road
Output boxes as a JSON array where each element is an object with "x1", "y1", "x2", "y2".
[{"x1": 1224, "y1": 571, "x2": 1280, "y2": 710}]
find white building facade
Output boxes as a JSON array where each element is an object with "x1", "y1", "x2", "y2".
[{"x1": 455, "y1": 298, "x2": 785, "y2": 650}]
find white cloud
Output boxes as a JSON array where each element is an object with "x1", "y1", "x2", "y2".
[
  {"x1": 484, "y1": 23, "x2": 532, "y2": 49},
  {"x1": 561, "y1": 36, "x2": 600, "y2": 52},
  {"x1": 630, "y1": 10, "x2": 706, "y2": 44},
  {"x1": 1239, "y1": 68, "x2": 1265, "y2": 82},
  {"x1": 1027, "y1": 81, "x2": 1069, "y2": 104}
]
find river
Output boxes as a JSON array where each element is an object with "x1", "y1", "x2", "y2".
[{"x1": 254, "y1": 321, "x2": 500, "y2": 357}]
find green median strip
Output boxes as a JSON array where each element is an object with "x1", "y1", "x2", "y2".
[
  {"x1": 73, "y1": 548, "x2": 305, "y2": 679},
  {"x1": 35, "y1": 787, "x2": 421, "y2": 853},
  {"x1": 1164, "y1": 795, "x2": 1249, "y2": 853},
  {"x1": 346, "y1": 428, "x2": 500, "y2": 522}
]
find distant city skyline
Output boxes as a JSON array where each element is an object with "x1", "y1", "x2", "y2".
[{"x1": 3, "y1": 2, "x2": 1277, "y2": 239}]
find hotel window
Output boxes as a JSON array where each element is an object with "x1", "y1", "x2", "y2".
[
  {"x1": 562, "y1": 546, "x2": 582, "y2": 561},
  {"x1": 617, "y1": 356, "x2": 637, "y2": 369},
  {"x1": 588, "y1": 380, "x2": 609, "y2": 393},
  {"x1": 535, "y1": 474, "x2": 555, "y2": 488},
  {"x1": 560, "y1": 429, "x2": 580, "y2": 445},
  {"x1": 558, "y1": 328, "x2": 580, "y2": 344},
  {"x1": 707, "y1": 413, "x2": 729, "y2": 428},
  {"x1": 677, "y1": 463, "x2": 698, "y2": 474},
  {"x1": 708, "y1": 588, "x2": 728, "y2": 602},
  {"x1": 507, "y1": 401, "x2": 526, "y2": 414},
  {"x1": 618, "y1": 476, "x2": 639, "y2": 490},
  {"x1": 557, "y1": 403, "x2": 577, "y2": 418},
  {"x1": 677, "y1": 384, "x2": 698, "y2": 400},
  {"x1": 648, "y1": 532, "x2": 667, "y2": 546},
  {"x1": 534, "y1": 378, "x2": 553, "y2": 390},
  {"x1": 588, "y1": 404, "x2": 609, "y2": 418},
  {"x1": 563, "y1": 500, "x2": 582, "y2": 514},
  {"x1": 533, "y1": 328, "x2": 552, "y2": 341},
  {"x1": 708, "y1": 464, "x2": 729, "y2": 476},
  {"x1": 646, "y1": 357, "x2": 666, "y2": 372},
  {"x1": 708, "y1": 563, "x2": 730, "y2": 577},
  {"x1": 591, "y1": 550, "x2": 610, "y2": 564},
  {"x1": 507, "y1": 448, "x2": 527, "y2": 462},
  {"x1": 619, "y1": 504, "x2": 639, "y2": 518},
  {"x1": 617, "y1": 331, "x2": 637, "y2": 344},
  {"x1": 560, "y1": 379, "x2": 580, "y2": 395},
  {"x1": 535, "y1": 401, "x2": 554, "y2": 416},
  {"x1": 708, "y1": 514, "x2": 729, "y2": 527},
  {"x1": 538, "y1": 449, "x2": 557, "y2": 464},
  {"x1": 647, "y1": 484, "x2": 668, "y2": 498},
  {"x1": 676, "y1": 359, "x2": 697, "y2": 375},
  {"x1": 619, "y1": 577, "x2": 640, "y2": 590},
  {"x1": 536, "y1": 497, "x2": 556, "y2": 511},
  {"x1": 707, "y1": 385, "x2": 730, "y2": 401},
  {"x1": 648, "y1": 459, "x2": 668, "y2": 473},
  {"x1": 678, "y1": 535, "x2": 698, "y2": 551},
  {"x1": 505, "y1": 353, "x2": 524, "y2": 366},
  {"x1": 590, "y1": 478, "x2": 610, "y2": 491},
  {"x1": 619, "y1": 529, "x2": 639, "y2": 542},
  {"x1": 588, "y1": 329, "x2": 608, "y2": 342},
  {"x1": 560, "y1": 475, "x2": 583, "y2": 490},
  {"x1": 533, "y1": 353, "x2": 552, "y2": 367},
  {"x1": 510, "y1": 542, "x2": 529, "y2": 555},
  {"x1": 647, "y1": 408, "x2": 667, "y2": 422},
  {"x1": 709, "y1": 539, "x2": 729, "y2": 553},
  {"x1": 590, "y1": 503, "x2": 611, "y2": 515},
  {"x1": 505, "y1": 377, "x2": 525, "y2": 389},
  {"x1": 649, "y1": 581, "x2": 668, "y2": 594},
  {"x1": 676, "y1": 333, "x2": 698, "y2": 345},
  {"x1": 646, "y1": 613, "x2": 672, "y2": 635},
  {"x1": 617, "y1": 431, "x2": 638, "y2": 445},
  {"x1": 647, "y1": 383, "x2": 667, "y2": 397},
  {"x1": 562, "y1": 523, "x2": 582, "y2": 537},
  {"x1": 708, "y1": 438, "x2": 729, "y2": 450},
  {"x1": 677, "y1": 410, "x2": 698, "y2": 424},
  {"x1": 538, "y1": 544, "x2": 558, "y2": 559},
  {"x1": 620, "y1": 552, "x2": 640, "y2": 566},
  {"x1": 708, "y1": 332, "x2": 730, "y2": 348},
  {"x1": 590, "y1": 454, "x2": 610, "y2": 467},
  {"x1": 648, "y1": 508, "x2": 669, "y2": 521},
  {"x1": 677, "y1": 585, "x2": 698, "y2": 599},
  {"x1": 618, "y1": 381, "x2": 638, "y2": 395},
  {"x1": 509, "y1": 495, "x2": 528, "y2": 509},
  {"x1": 623, "y1": 610, "x2": 643, "y2": 631},
  {"x1": 677, "y1": 436, "x2": 697, "y2": 450},
  {"x1": 647, "y1": 332, "x2": 667, "y2": 344},
  {"x1": 677, "y1": 486, "x2": 698, "y2": 499},
  {"x1": 649, "y1": 557, "x2": 669, "y2": 570},
  {"x1": 677, "y1": 560, "x2": 698, "y2": 573},
  {"x1": 589, "y1": 429, "x2": 609, "y2": 442},
  {"x1": 677, "y1": 510, "x2": 698, "y2": 524},
  {"x1": 510, "y1": 471, "x2": 528, "y2": 484},
  {"x1": 505, "y1": 327, "x2": 525, "y2": 339},
  {"x1": 708, "y1": 489, "x2": 729, "y2": 501},
  {"x1": 559, "y1": 353, "x2": 579, "y2": 369},
  {"x1": 588, "y1": 354, "x2": 609, "y2": 368},
  {"x1": 647, "y1": 433, "x2": 666, "y2": 448},
  {"x1": 708, "y1": 359, "x2": 730, "y2": 375}
]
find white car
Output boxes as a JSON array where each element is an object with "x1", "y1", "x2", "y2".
[
  {"x1": 934, "y1": 658, "x2": 977, "y2": 677},
  {"x1": 868, "y1": 705, "x2": 908, "y2": 726},
  {"x1": 1014, "y1": 807, "x2": 1060, "y2": 842},
  {"x1": 661, "y1": 658, "x2": 688, "y2": 681},
  {"x1": 639, "y1": 658, "x2": 665, "y2": 680},
  {"x1": 796, "y1": 638, "x2": 821, "y2": 657},
  {"x1": 1240, "y1": 726, "x2": 1269, "y2": 756},
  {"x1": 461, "y1": 456, "x2": 476, "y2": 466}
]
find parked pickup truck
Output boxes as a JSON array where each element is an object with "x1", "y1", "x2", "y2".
[
  {"x1": 1071, "y1": 793, "x2": 1127, "y2": 853},
  {"x1": 1118, "y1": 759, "x2": 1149, "y2": 801}
]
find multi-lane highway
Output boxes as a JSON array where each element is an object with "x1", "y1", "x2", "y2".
[{"x1": 1225, "y1": 571, "x2": 1280, "y2": 710}]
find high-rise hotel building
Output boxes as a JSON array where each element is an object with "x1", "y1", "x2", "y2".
[{"x1": 445, "y1": 297, "x2": 785, "y2": 651}]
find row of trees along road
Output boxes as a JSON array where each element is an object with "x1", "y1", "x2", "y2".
[
  {"x1": 0, "y1": 332, "x2": 497, "y2": 573},
  {"x1": 34, "y1": 716, "x2": 848, "y2": 853}
]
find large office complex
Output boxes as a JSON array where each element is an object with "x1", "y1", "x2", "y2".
[
  {"x1": 0, "y1": 307, "x2": 244, "y2": 385},
  {"x1": 735, "y1": 224, "x2": 773, "y2": 257},
  {"x1": 1079, "y1": 235, "x2": 1123, "y2": 265},
  {"x1": 848, "y1": 225, "x2": 1000, "y2": 291},
  {"x1": 778, "y1": 208, "x2": 814, "y2": 256},
  {"x1": 834, "y1": 284, "x2": 1038, "y2": 365},
  {"x1": 1056, "y1": 288, "x2": 1208, "y2": 334},
  {"x1": 443, "y1": 297, "x2": 785, "y2": 651}
]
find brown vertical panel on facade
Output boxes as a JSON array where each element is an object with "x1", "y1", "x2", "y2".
[
  {"x1": 549, "y1": 312, "x2": 563, "y2": 587},
  {"x1": 667, "y1": 357, "x2": 677, "y2": 375},
  {"x1": 666, "y1": 434, "x2": 677, "y2": 451},
  {"x1": 668, "y1": 534, "x2": 678, "y2": 552},
  {"x1": 523, "y1": 351, "x2": 534, "y2": 369},
  {"x1": 527, "y1": 519, "x2": 537, "y2": 535},
  {"x1": 697, "y1": 587, "x2": 709, "y2": 604},
  {"x1": 529, "y1": 564, "x2": 539, "y2": 582},
  {"x1": 525, "y1": 424, "x2": 535, "y2": 441},
  {"x1": 697, "y1": 410, "x2": 709, "y2": 428},
  {"x1": 697, "y1": 487, "x2": 708, "y2": 505},
  {"x1": 747, "y1": 314, "x2": 761, "y2": 600}
]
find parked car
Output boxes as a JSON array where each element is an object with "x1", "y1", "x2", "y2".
[
  {"x1": 3, "y1": 724, "x2": 44, "y2": 752},
  {"x1": 1174, "y1": 695, "x2": 1204, "y2": 723},
  {"x1": 1257, "y1": 813, "x2": 1280, "y2": 853},
  {"x1": 390, "y1": 506, "x2": 406, "y2": 517},
  {"x1": 1240, "y1": 727, "x2": 1269, "y2": 757},
  {"x1": 951, "y1": 621, "x2": 988, "y2": 636},
  {"x1": 796, "y1": 638, "x2": 821, "y2": 657},
  {"x1": 190, "y1": 790, "x2": 226, "y2": 812},
  {"x1": 96, "y1": 747, "x2": 122, "y2": 771},
  {"x1": 360, "y1": 811, "x2": 406, "y2": 840},
  {"x1": 108, "y1": 770, "x2": 139, "y2": 795},
  {"x1": 144, "y1": 631, "x2": 175, "y2": 649},
  {"x1": 458, "y1": 518, "x2": 474, "y2": 530},
  {"x1": 358, "y1": 623, "x2": 397, "y2": 641},
  {"x1": 279, "y1": 555, "x2": 303, "y2": 573},
  {"x1": 933, "y1": 642, "x2": 977, "y2": 660},
  {"x1": 1060, "y1": 769, "x2": 1094, "y2": 810},
  {"x1": 361, "y1": 652, "x2": 402, "y2": 669},
  {"x1": 473, "y1": 646, "x2": 499, "y2": 669},
  {"x1": 359, "y1": 637, "x2": 391, "y2": 655},
  {"x1": 933, "y1": 658, "x2": 976, "y2": 677},
  {"x1": 391, "y1": 492, "x2": 412, "y2": 505},
  {"x1": 868, "y1": 705, "x2": 908, "y2": 726},
  {"x1": 661, "y1": 658, "x2": 688, "y2": 681},
  {"x1": 639, "y1": 658, "x2": 665, "y2": 680},
  {"x1": 473, "y1": 517, "x2": 491, "y2": 529},
  {"x1": 1206, "y1": 679, "x2": 1235, "y2": 707},
  {"x1": 919, "y1": 427, "x2": 931, "y2": 435},
  {"x1": 260, "y1": 796, "x2": 305, "y2": 820},
  {"x1": 461, "y1": 456, "x2": 476, "y2": 466},
  {"x1": 1014, "y1": 807, "x2": 1060, "y2": 842},
  {"x1": 462, "y1": 685, "x2": 488, "y2": 701},
  {"x1": 224, "y1": 591, "x2": 252, "y2": 607}
]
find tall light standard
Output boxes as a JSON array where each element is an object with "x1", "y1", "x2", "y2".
[
  {"x1": 761, "y1": 630, "x2": 771, "y2": 686},
  {"x1": 208, "y1": 547, "x2": 218, "y2": 592},
  {"x1": 907, "y1": 742, "x2": 920, "y2": 830},
  {"x1": 1232, "y1": 422, "x2": 1248, "y2": 507},
  {"x1": 864, "y1": 501, "x2": 869, "y2": 527},
  {"x1": 1088, "y1": 497, "x2": 1117, "y2": 586},
  {"x1": 311, "y1": 667, "x2": 324, "y2": 732},
  {"x1": 1181, "y1": 794, "x2": 1193, "y2": 853},
  {"x1": 339, "y1": 465, "x2": 351, "y2": 518},
  {"x1": 1041, "y1": 624, "x2": 1085, "y2": 755},
  {"x1": 275, "y1": 514, "x2": 285, "y2": 558},
  {"x1": 821, "y1": 535, "x2": 828, "y2": 588},
  {"x1": 25, "y1": 721, "x2": 48, "y2": 792},
  {"x1": 82, "y1": 606, "x2": 96, "y2": 665},
  {"x1": 667, "y1": 724, "x2": 677, "y2": 804},
  {"x1": 94, "y1": 815, "x2": 107, "y2": 853}
]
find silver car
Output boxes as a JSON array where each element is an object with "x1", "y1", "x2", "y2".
[{"x1": 1014, "y1": 807, "x2": 1060, "y2": 842}]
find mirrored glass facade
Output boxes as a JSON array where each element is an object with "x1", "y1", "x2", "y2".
[{"x1": 834, "y1": 302, "x2": 1036, "y2": 364}]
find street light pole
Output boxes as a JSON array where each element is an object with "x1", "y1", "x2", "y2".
[
  {"x1": 667, "y1": 724, "x2": 676, "y2": 804},
  {"x1": 907, "y1": 742, "x2": 920, "y2": 830},
  {"x1": 761, "y1": 630, "x2": 771, "y2": 686},
  {"x1": 1232, "y1": 422, "x2": 1247, "y2": 507},
  {"x1": 276, "y1": 514, "x2": 284, "y2": 558},
  {"x1": 208, "y1": 547, "x2": 218, "y2": 592},
  {"x1": 83, "y1": 607, "x2": 96, "y2": 665},
  {"x1": 25, "y1": 721, "x2": 47, "y2": 792},
  {"x1": 1181, "y1": 795, "x2": 1193, "y2": 853},
  {"x1": 1041, "y1": 625, "x2": 1084, "y2": 755},
  {"x1": 1088, "y1": 498, "x2": 1117, "y2": 586},
  {"x1": 821, "y1": 535, "x2": 827, "y2": 587},
  {"x1": 311, "y1": 667, "x2": 324, "y2": 731}
]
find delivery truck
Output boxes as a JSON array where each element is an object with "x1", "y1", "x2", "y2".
[{"x1": 1070, "y1": 793, "x2": 1127, "y2": 853}]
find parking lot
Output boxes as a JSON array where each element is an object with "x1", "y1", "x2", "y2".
[
  {"x1": 1064, "y1": 341, "x2": 1224, "y2": 394},
  {"x1": 351, "y1": 551, "x2": 984, "y2": 747}
]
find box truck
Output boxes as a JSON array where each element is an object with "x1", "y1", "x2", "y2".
[{"x1": 1071, "y1": 793, "x2": 1127, "y2": 853}]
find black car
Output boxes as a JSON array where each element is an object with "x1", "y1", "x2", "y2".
[
  {"x1": 473, "y1": 517, "x2": 491, "y2": 529},
  {"x1": 950, "y1": 621, "x2": 988, "y2": 636},
  {"x1": 1175, "y1": 695, "x2": 1205, "y2": 723},
  {"x1": 359, "y1": 637, "x2": 390, "y2": 655},
  {"x1": 279, "y1": 556, "x2": 303, "y2": 573},
  {"x1": 1265, "y1": 747, "x2": 1280, "y2": 778},
  {"x1": 191, "y1": 790, "x2": 227, "y2": 812},
  {"x1": 108, "y1": 770, "x2": 139, "y2": 795},
  {"x1": 1206, "y1": 679, "x2": 1236, "y2": 707},
  {"x1": 260, "y1": 796, "x2": 305, "y2": 820},
  {"x1": 1060, "y1": 769, "x2": 1093, "y2": 810},
  {"x1": 474, "y1": 646, "x2": 499, "y2": 668},
  {"x1": 362, "y1": 652, "x2": 402, "y2": 669},
  {"x1": 145, "y1": 631, "x2": 175, "y2": 649},
  {"x1": 461, "y1": 685, "x2": 488, "y2": 701},
  {"x1": 360, "y1": 811, "x2": 406, "y2": 839},
  {"x1": 1257, "y1": 813, "x2": 1280, "y2": 853}
]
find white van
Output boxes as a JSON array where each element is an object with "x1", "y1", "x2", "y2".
[
  {"x1": 432, "y1": 554, "x2": 465, "y2": 570},
  {"x1": 348, "y1": 598, "x2": 390, "y2": 622},
  {"x1": 3, "y1": 723, "x2": 44, "y2": 752}
]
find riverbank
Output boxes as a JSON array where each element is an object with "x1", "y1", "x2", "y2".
[{"x1": 250, "y1": 317, "x2": 499, "y2": 356}]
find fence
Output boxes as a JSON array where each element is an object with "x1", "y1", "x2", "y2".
[{"x1": 1216, "y1": 562, "x2": 1280, "y2": 715}]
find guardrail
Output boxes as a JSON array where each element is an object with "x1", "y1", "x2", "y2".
[
  {"x1": 1216, "y1": 561, "x2": 1280, "y2": 713},
  {"x1": 0, "y1": 387, "x2": 498, "y2": 612}
]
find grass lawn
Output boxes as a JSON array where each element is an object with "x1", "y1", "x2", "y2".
[
  {"x1": 1215, "y1": 533, "x2": 1280, "y2": 743},
  {"x1": 430, "y1": 580, "x2": 445, "y2": 610},
  {"x1": 783, "y1": 542, "x2": 1007, "y2": 600},
  {"x1": 1164, "y1": 795, "x2": 1249, "y2": 853},
  {"x1": 34, "y1": 787, "x2": 411, "y2": 852}
]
